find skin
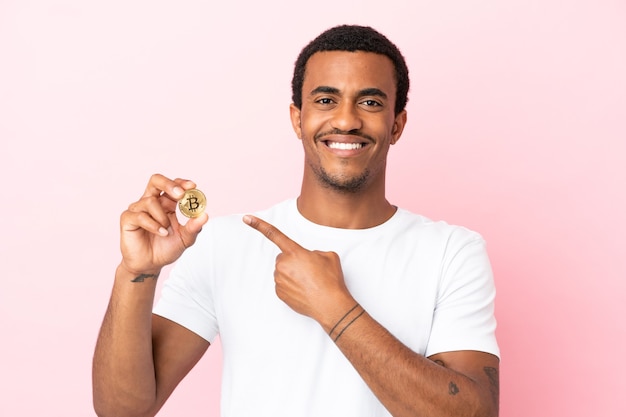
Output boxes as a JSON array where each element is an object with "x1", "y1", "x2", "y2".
[
  {"x1": 292, "y1": 51, "x2": 405, "y2": 228},
  {"x1": 92, "y1": 51, "x2": 499, "y2": 417},
  {"x1": 92, "y1": 176, "x2": 210, "y2": 417}
]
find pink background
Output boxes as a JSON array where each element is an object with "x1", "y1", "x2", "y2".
[{"x1": 1, "y1": 1, "x2": 625, "y2": 416}]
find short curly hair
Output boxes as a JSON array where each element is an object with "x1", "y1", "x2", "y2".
[{"x1": 291, "y1": 25, "x2": 410, "y2": 115}]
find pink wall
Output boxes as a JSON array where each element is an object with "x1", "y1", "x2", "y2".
[{"x1": 1, "y1": 1, "x2": 624, "y2": 416}]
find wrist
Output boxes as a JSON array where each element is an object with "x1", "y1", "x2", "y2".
[{"x1": 117, "y1": 263, "x2": 162, "y2": 283}]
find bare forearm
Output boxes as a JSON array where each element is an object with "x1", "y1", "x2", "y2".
[
  {"x1": 92, "y1": 265, "x2": 161, "y2": 417},
  {"x1": 323, "y1": 306, "x2": 497, "y2": 417}
]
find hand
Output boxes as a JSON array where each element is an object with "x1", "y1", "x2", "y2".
[
  {"x1": 119, "y1": 174, "x2": 209, "y2": 276},
  {"x1": 243, "y1": 215, "x2": 355, "y2": 327}
]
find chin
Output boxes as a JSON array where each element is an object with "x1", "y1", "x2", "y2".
[{"x1": 317, "y1": 168, "x2": 371, "y2": 194}]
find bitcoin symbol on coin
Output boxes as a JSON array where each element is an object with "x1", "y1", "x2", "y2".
[
  {"x1": 178, "y1": 189, "x2": 206, "y2": 218},
  {"x1": 187, "y1": 196, "x2": 200, "y2": 211}
]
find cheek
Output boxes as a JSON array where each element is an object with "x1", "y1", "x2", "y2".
[{"x1": 300, "y1": 112, "x2": 329, "y2": 135}]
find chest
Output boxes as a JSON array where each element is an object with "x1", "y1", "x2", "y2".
[{"x1": 212, "y1": 233, "x2": 444, "y2": 355}]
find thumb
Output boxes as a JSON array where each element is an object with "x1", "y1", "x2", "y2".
[{"x1": 179, "y1": 212, "x2": 209, "y2": 247}]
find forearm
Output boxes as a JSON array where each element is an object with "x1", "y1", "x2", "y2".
[
  {"x1": 92, "y1": 265, "x2": 161, "y2": 417},
  {"x1": 322, "y1": 306, "x2": 496, "y2": 417}
]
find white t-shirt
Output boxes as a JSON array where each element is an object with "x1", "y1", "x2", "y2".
[{"x1": 154, "y1": 199, "x2": 499, "y2": 417}]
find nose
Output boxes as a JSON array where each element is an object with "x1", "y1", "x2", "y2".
[{"x1": 329, "y1": 102, "x2": 363, "y2": 132}]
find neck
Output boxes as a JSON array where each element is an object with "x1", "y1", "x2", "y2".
[{"x1": 297, "y1": 174, "x2": 396, "y2": 229}]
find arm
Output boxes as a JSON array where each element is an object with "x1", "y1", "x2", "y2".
[
  {"x1": 244, "y1": 215, "x2": 499, "y2": 417},
  {"x1": 92, "y1": 174, "x2": 209, "y2": 417},
  {"x1": 320, "y1": 302, "x2": 499, "y2": 417}
]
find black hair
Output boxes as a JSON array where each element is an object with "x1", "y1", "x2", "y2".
[{"x1": 291, "y1": 25, "x2": 410, "y2": 115}]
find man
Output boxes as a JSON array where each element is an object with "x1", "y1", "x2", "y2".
[{"x1": 93, "y1": 25, "x2": 499, "y2": 417}]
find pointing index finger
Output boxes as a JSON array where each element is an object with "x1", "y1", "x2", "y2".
[{"x1": 243, "y1": 215, "x2": 302, "y2": 253}]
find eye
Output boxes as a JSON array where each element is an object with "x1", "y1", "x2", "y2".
[
  {"x1": 315, "y1": 97, "x2": 335, "y2": 105},
  {"x1": 361, "y1": 99, "x2": 382, "y2": 107}
]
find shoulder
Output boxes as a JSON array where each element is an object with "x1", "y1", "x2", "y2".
[{"x1": 392, "y1": 208, "x2": 486, "y2": 250}]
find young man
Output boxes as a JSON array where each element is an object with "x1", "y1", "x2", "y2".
[{"x1": 93, "y1": 25, "x2": 499, "y2": 417}]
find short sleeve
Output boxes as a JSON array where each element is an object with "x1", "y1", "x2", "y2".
[
  {"x1": 153, "y1": 231, "x2": 219, "y2": 343},
  {"x1": 425, "y1": 231, "x2": 499, "y2": 358}
]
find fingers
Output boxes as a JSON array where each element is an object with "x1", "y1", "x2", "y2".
[
  {"x1": 127, "y1": 192, "x2": 171, "y2": 229},
  {"x1": 142, "y1": 173, "x2": 195, "y2": 200},
  {"x1": 243, "y1": 215, "x2": 303, "y2": 253},
  {"x1": 124, "y1": 174, "x2": 203, "y2": 237},
  {"x1": 121, "y1": 208, "x2": 169, "y2": 237}
]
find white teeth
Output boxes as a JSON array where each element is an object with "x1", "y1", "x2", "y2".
[{"x1": 327, "y1": 142, "x2": 363, "y2": 150}]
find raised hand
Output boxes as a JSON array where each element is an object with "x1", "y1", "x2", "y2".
[
  {"x1": 119, "y1": 174, "x2": 209, "y2": 276},
  {"x1": 243, "y1": 214, "x2": 356, "y2": 329}
]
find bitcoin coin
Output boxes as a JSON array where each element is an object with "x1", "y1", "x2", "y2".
[{"x1": 178, "y1": 188, "x2": 207, "y2": 218}]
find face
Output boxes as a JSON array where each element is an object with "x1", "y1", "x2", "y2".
[{"x1": 290, "y1": 51, "x2": 407, "y2": 194}]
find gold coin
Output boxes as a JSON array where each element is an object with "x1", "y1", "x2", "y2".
[{"x1": 178, "y1": 189, "x2": 207, "y2": 218}]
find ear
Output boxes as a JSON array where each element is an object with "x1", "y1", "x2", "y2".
[
  {"x1": 289, "y1": 103, "x2": 303, "y2": 139},
  {"x1": 390, "y1": 110, "x2": 407, "y2": 145}
]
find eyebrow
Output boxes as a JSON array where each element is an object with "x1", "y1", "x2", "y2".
[
  {"x1": 358, "y1": 88, "x2": 388, "y2": 99},
  {"x1": 309, "y1": 86, "x2": 340, "y2": 96},
  {"x1": 309, "y1": 86, "x2": 388, "y2": 100}
]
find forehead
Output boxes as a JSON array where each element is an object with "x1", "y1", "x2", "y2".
[{"x1": 303, "y1": 51, "x2": 396, "y2": 96}]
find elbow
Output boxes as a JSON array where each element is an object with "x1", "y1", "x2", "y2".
[
  {"x1": 94, "y1": 404, "x2": 155, "y2": 417},
  {"x1": 92, "y1": 373, "x2": 158, "y2": 417},
  {"x1": 475, "y1": 406, "x2": 498, "y2": 417},
  {"x1": 93, "y1": 392, "x2": 158, "y2": 417},
  {"x1": 473, "y1": 407, "x2": 498, "y2": 417},
  {"x1": 454, "y1": 385, "x2": 497, "y2": 417},
  {"x1": 471, "y1": 395, "x2": 498, "y2": 417}
]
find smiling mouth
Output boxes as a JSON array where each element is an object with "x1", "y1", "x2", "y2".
[{"x1": 325, "y1": 141, "x2": 365, "y2": 150}]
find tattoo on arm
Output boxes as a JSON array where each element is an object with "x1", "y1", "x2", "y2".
[
  {"x1": 483, "y1": 366, "x2": 500, "y2": 407},
  {"x1": 448, "y1": 381, "x2": 460, "y2": 395},
  {"x1": 333, "y1": 309, "x2": 365, "y2": 342},
  {"x1": 131, "y1": 273, "x2": 159, "y2": 283},
  {"x1": 433, "y1": 359, "x2": 460, "y2": 396},
  {"x1": 329, "y1": 304, "x2": 365, "y2": 343}
]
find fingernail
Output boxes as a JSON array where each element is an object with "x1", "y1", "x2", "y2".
[
  {"x1": 158, "y1": 227, "x2": 168, "y2": 236},
  {"x1": 242, "y1": 215, "x2": 252, "y2": 225},
  {"x1": 173, "y1": 186, "x2": 184, "y2": 197}
]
